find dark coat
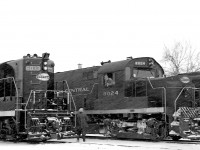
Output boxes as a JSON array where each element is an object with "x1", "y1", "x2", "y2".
[{"x1": 76, "y1": 112, "x2": 89, "y2": 129}]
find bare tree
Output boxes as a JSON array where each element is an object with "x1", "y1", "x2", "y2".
[{"x1": 162, "y1": 41, "x2": 200, "y2": 76}]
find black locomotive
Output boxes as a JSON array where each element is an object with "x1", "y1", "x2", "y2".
[
  {"x1": 55, "y1": 57, "x2": 200, "y2": 141},
  {"x1": 0, "y1": 53, "x2": 75, "y2": 141}
]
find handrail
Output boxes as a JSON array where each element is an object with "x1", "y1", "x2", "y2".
[
  {"x1": 173, "y1": 86, "x2": 200, "y2": 112},
  {"x1": 174, "y1": 86, "x2": 187, "y2": 112},
  {"x1": 147, "y1": 78, "x2": 167, "y2": 123},
  {"x1": 24, "y1": 90, "x2": 34, "y2": 129},
  {"x1": 55, "y1": 80, "x2": 77, "y2": 127},
  {"x1": 63, "y1": 80, "x2": 77, "y2": 127},
  {"x1": 147, "y1": 77, "x2": 169, "y2": 138},
  {"x1": 147, "y1": 79, "x2": 199, "y2": 120},
  {"x1": 24, "y1": 89, "x2": 75, "y2": 129}
]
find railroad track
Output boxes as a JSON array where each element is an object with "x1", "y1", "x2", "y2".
[
  {"x1": 85, "y1": 134, "x2": 200, "y2": 144},
  {"x1": 1, "y1": 134, "x2": 200, "y2": 145}
]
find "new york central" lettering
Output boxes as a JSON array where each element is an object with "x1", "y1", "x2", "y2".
[{"x1": 70, "y1": 87, "x2": 89, "y2": 93}]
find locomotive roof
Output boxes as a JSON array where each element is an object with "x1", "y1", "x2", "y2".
[
  {"x1": 55, "y1": 66, "x2": 100, "y2": 81},
  {"x1": 55, "y1": 57, "x2": 164, "y2": 80},
  {"x1": 98, "y1": 57, "x2": 164, "y2": 74},
  {"x1": 178, "y1": 72, "x2": 200, "y2": 76},
  {"x1": 98, "y1": 59, "x2": 130, "y2": 74}
]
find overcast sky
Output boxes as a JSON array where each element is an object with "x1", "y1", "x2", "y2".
[{"x1": 0, "y1": 0, "x2": 200, "y2": 72}]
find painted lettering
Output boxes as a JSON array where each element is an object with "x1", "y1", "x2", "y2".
[
  {"x1": 103, "y1": 91, "x2": 119, "y2": 96},
  {"x1": 70, "y1": 87, "x2": 89, "y2": 93}
]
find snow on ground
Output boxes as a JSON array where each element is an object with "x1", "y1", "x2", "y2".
[{"x1": 0, "y1": 138, "x2": 200, "y2": 150}]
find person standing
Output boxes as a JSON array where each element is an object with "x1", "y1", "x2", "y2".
[{"x1": 76, "y1": 108, "x2": 89, "y2": 142}]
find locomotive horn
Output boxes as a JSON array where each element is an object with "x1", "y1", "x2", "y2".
[{"x1": 101, "y1": 60, "x2": 111, "y2": 65}]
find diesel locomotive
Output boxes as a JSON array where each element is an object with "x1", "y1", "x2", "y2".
[
  {"x1": 0, "y1": 53, "x2": 75, "y2": 141},
  {"x1": 55, "y1": 57, "x2": 200, "y2": 141}
]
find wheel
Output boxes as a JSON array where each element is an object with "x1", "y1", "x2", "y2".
[{"x1": 171, "y1": 136, "x2": 181, "y2": 141}]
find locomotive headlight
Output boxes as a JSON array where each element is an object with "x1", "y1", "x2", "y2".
[
  {"x1": 42, "y1": 62, "x2": 48, "y2": 71},
  {"x1": 43, "y1": 66, "x2": 48, "y2": 70}
]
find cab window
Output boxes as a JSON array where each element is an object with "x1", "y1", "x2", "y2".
[
  {"x1": 103, "y1": 73, "x2": 115, "y2": 87},
  {"x1": 133, "y1": 69, "x2": 155, "y2": 78}
]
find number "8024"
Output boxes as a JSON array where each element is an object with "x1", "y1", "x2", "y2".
[{"x1": 103, "y1": 91, "x2": 119, "y2": 96}]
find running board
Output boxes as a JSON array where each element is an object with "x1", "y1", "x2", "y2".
[{"x1": 83, "y1": 107, "x2": 164, "y2": 114}]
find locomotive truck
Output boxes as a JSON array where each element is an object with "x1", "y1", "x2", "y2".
[
  {"x1": 55, "y1": 57, "x2": 200, "y2": 141},
  {"x1": 0, "y1": 53, "x2": 75, "y2": 141}
]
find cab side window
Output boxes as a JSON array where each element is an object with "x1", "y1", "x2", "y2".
[{"x1": 103, "y1": 73, "x2": 115, "y2": 87}]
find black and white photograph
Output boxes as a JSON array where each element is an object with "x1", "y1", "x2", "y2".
[{"x1": 0, "y1": 0, "x2": 200, "y2": 149}]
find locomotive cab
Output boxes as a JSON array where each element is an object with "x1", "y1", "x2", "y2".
[{"x1": 96, "y1": 57, "x2": 165, "y2": 110}]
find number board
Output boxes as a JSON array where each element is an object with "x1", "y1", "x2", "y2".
[
  {"x1": 134, "y1": 61, "x2": 146, "y2": 66},
  {"x1": 26, "y1": 66, "x2": 41, "y2": 71}
]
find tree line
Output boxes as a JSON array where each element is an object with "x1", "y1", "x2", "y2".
[{"x1": 162, "y1": 41, "x2": 200, "y2": 76}]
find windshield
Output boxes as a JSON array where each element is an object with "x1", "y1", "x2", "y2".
[{"x1": 133, "y1": 69, "x2": 155, "y2": 78}]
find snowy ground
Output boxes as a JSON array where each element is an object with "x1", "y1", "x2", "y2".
[{"x1": 0, "y1": 137, "x2": 200, "y2": 150}]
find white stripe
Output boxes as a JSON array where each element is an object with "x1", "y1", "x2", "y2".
[
  {"x1": 83, "y1": 107, "x2": 164, "y2": 114},
  {"x1": 0, "y1": 111, "x2": 15, "y2": 116}
]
